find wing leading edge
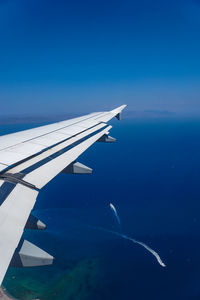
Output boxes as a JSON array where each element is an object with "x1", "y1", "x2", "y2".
[{"x1": 0, "y1": 105, "x2": 126, "y2": 285}]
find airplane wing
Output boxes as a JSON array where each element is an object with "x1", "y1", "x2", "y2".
[{"x1": 0, "y1": 105, "x2": 126, "y2": 285}]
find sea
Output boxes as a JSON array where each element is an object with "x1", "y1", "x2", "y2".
[{"x1": 1, "y1": 116, "x2": 200, "y2": 300}]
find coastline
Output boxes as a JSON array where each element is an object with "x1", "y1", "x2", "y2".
[{"x1": 0, "y1": 287, "x2": 14, "y2": 300}]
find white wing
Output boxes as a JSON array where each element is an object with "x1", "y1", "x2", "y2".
[{"x1": 0, "y1": 105, "x2": 126, "y2": 285}]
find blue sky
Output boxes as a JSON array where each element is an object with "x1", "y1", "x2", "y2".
[{"x1": 0, "y1": 0, "x2": 200, "y2": 116}]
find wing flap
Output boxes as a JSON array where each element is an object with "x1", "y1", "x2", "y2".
[
  {"x1": 7, "y1": 122, "x2": 107, "y2": 175},
  {"x1": 0, "y1": 122, "x2": 100, "y2": 168},
  {"x1": 21, "y1": 125, "x2": 112, "y2": 188},
  {"x1": 0, "y1": 183, "x2": 38, "y2": 285}
]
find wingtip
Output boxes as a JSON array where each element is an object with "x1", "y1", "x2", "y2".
[
  {"x1": 111, "y1": 105, "x2": 127, "y2": 120},
  {"x1": 111, "y1": 104, "x2": 127, "y2": 113},
  {"x1": 118, "y1": 104, "x2": 127, "y2": 111},
  {"x1": 122, "y1": 104, "x2": 127, "y2": 108}
]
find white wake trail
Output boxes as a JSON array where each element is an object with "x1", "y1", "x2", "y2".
[
  {"x1": 107, "y1": 203, "x2": 166, "y2": 267},
  {"x1": 110, "y1": 203, "x2": 121, "y2": 227},
  {"x1": 118, "y1": 232, "x2": 166, "y2": 268},
  {"x1": 94, "y1": 226, "x2": 166, "y2": 268}
]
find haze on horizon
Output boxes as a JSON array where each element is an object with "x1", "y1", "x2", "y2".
[{"x1": 0, "y1": 0, "x2": 200, "y2": 117}]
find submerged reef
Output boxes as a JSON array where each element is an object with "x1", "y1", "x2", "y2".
[{"x1": 3, "y1": 258, "x2": 101, "y2": 300}]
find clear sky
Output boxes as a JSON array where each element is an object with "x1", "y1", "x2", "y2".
[{"x1": 0, "y1": 0, "x2": 200, "y2": 116}]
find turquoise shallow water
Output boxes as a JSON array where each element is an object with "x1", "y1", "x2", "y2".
[{"x1": 1, "y1": 118, "x2": 200, "y2": 299}]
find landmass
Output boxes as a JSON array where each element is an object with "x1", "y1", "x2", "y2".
[
  {"x1": 0, "y1": 287, "x2": 14, "y2": 300},
  {"x1": 3, "y1": 258, "x2": 102, "y2": 300}
]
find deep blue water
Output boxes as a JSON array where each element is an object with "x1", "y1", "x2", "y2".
[{"x1": 1, "y1": 118, "x2": 200, "y2": 299}]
